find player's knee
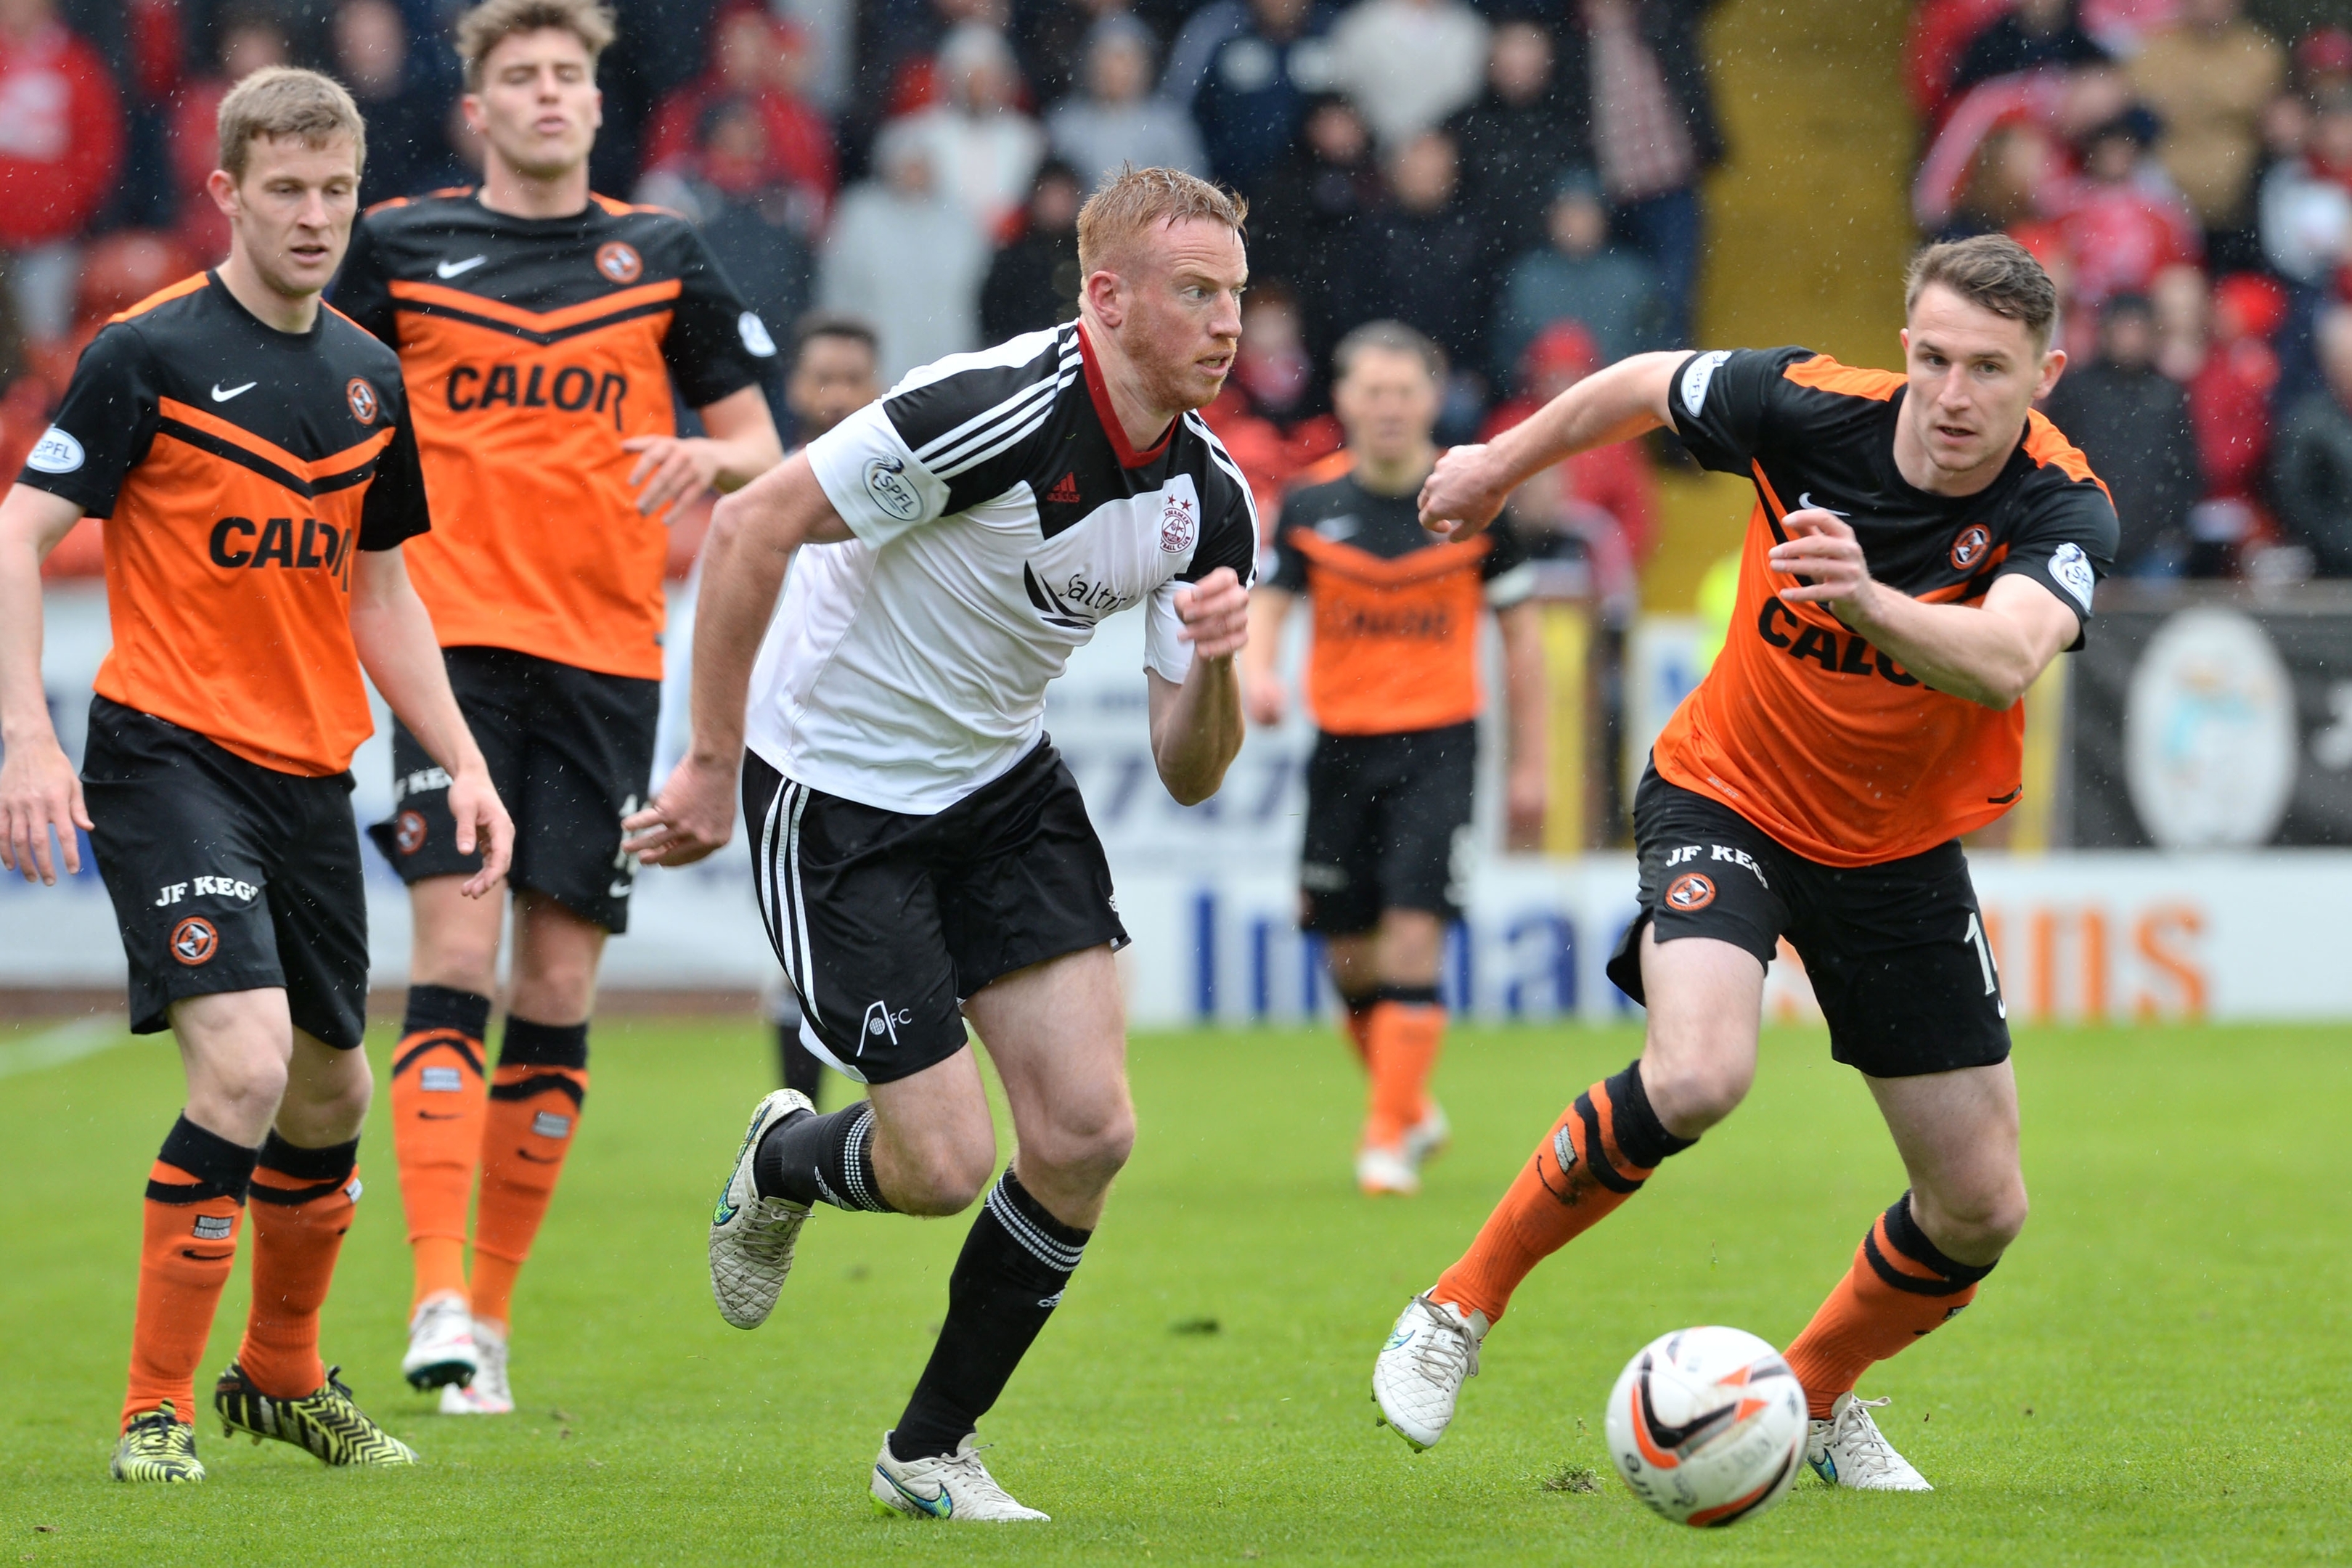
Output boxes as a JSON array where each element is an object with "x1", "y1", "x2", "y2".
[
  {"x1": 1023, "y1": 1098, "x2": 1135, "y2": 1193},
  {"x1": 1639, "y1": 1046, "x2": 1752, "y2": 1135},
  {"x1": 1915, "y1": 1179, "x2": 2028, "y2": 1263},
  {"x1": 208, "y1": 1050, "x2": 290, "y2": 1122},
  {"x1": 897, "y1": 1139, "x2": 997, "y2": 1216}
]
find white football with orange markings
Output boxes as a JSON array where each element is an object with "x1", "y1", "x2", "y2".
[{"x1": 1604, "y1": 1325, "x2": 1809, "y2": 1527}]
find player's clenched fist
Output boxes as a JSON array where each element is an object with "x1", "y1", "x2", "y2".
[
  {"x1": 1173, "y1": 566, "x2": 1249, "y2": 661},
  {"x1": 622, "y1": 751, "x2": 739, "y2": 867},
  {"x1": 1416, "y1": 443, "x2": 1509, "y2": 539},
  {"x1": 0, "y1": 733, "x2": 92, "y2": 885},
  {"x1": 1769, "y1": 507, "x2": 1883, "y2": 619}
]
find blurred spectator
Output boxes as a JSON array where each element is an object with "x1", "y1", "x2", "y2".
[
  {"x1": 1047, "y1": 16, "x2": 1204, "y2": 188},
  {"x1": 1355, "y1": 128, "x2": 1490, "y2": 390},
  {"x1": 169, "y1": 7, "x2": 287, "y2": 263},
  {"x1": 1325, "y1": 0, "x2": 1487, "y2": 149},
  {"x1": 1197, "y1": 285, "x2": 1344, "y2": 512},
  {"x1": 979, "y1": 158, "x2": 1084, "y2": 339},
  {"x1": 1906, "y1": 0, "x2": 2010, "y2": 126},
  {"x1": 2043, "y1": 293, "x2": 2202, "y2": 574},
  {"x1": 785, "y1": 311, "x2": 882, "y2": 443},
  {"x1": 2300, "y1": 26, "x2": 2352, "y2": 102},
  {"x1": 886, "y1": 20, "x2": 1045, "y2": 237},
  {"x1": 637, "y1": 97, "x2": 819, "y2": 352},
  {"x1": 1914, "y1": 64, "x2": 2133, "y2": 232},
  {"x1": 820, "y1": 128, "x2": 987, "y2": 379},
  {"x1": 2126, "y1": 0, "x2": 2284, "y2": 267},
  {"x1": 0, "y1": 275, "x2": 38, "y2": 479},
  {"x1": 645, "y1": 6, "x2": 838, "y2": 224},
  {"x1": 1251, "y1": 94, "x2": 1382, "y2": 354},
  {"x1": 1490, "y1": 168, "x2": 1664, "y2": 383},
  {"x1": 1483, "y1": 319, "x2": 1657, "y2": 601},
  {"x1": 2258, "y1": 89, "x2": 2351, "y2": 287},
  {"x1": 1018, "y1": 0, "x2": 1143, "y2": 105},
  {"x1": 2179, "y1": 270, "x2": 2285, "y2": 513},
  {"x1": 2045, "y1": 113, "x2": 2202, "y2": 332},
  {"x1": 1446, "y1": 18, "x2": 1588, "y2": 273},
  {"x1": 0, "y1": 0, "x2": 123, "y2": 340},
  {"x1": 1168, "y1": 0, "x2": 1333, "y2": 198},
  {"x1": 333, "y1": 0, "x2": 450, "y2": 209},
  {"x1": 1567, "y1": 0, "x2": 1727, "y2": 348},
  {"x1": 1949, "y1": 0, "x2": 2110, "y2": 101},
  {"x1": 1939, "y1": 120, "x2": 2057, "y2": 239},
  {"x1": 2270, "y1": 308, "x2": 2352, "y2": 576}
]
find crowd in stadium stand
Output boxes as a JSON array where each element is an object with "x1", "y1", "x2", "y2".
[{"x1": 0, "y1": 0, "x2": 2345, "y2": 587}]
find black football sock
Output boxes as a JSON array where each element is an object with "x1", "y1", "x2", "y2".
[
  {"x1": 889, "y1": 1167, "x2": 1090, "y2": 1462},
  {"x1": 777, "y1": 1026, "x2": 824, "y2": 1105},
  {"x1": 751, "y1": 1101, "x2": 894, "y2": 1212}
]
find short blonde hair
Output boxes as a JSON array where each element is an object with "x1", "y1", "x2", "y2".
[
  {"x1": 455, "y1": 0, "x2": 616, "y2": 91},
  {"x1": 1076, "y1": 166, "x2": 1248, "y2": 276},
  {"x1": 217, "y1": 67, "x2": 365, "y2": 183}
]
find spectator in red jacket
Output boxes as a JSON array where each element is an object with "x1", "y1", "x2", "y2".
[
  {"x1": 168, "y1": 6, "x2": 288, "y2": 264},
  {"x1": 0, "y1": 0, "x2": 123, "y2": 340},
  {"x1": 1482, "y1": 320, "x2": 1657, "y2": 602},
  {"x1": 2045, "y1": 112, "x2": 2202, "y2": 344},
  {"x1": 644, "y1": 4, "x2": 838, "y2": 222}
]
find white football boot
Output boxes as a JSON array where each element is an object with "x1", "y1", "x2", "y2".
[
  {"x1": 1807, "y1": 1393, "x2": 1932, "y2": 1490},
  {"x1": 1403, "y1": 1103, "x2": 1451, "y2": 1169},
  {"x1": 870, "y1": 1433, "x2": 1050, "y2": 1521},
  {"x1": 1372, "y1": 1292, "x2": 1487, "y2": 1450},
  {"x1": 709, "y1": 1088, "x2": 814, "y2": 1329},
  {"x1": 438, "y1": 1318, "x2": 513, "y2": 1415},
  {"x1": 1355, "y1": 1143, "x2": 1421, "y2": 1196},
  {"x1": 402, "y1": 1291, "x2": 477, "y2": 1390}
]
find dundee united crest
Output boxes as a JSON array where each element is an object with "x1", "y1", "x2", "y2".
[
  {"x1": 346, "y1": 377, "x2": 379, "y2": 424},
  {"x1": 595, "y1": 242, "x2": 642, "y2": 284},
  {"x1": 394, "y1": 809, "x2": 427, "y2": 855},
  {"x1": 171, "y1": 917, "x2": 219, "y2": 965},
  {"x1": 1664, "y1": 873, "x2": 1716, "y2": 912},
  {"x1": 1949, "y1": 523, "x2": 1990, "y2": 571}
]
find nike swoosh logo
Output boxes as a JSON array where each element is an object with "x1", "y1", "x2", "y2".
[
  {"x1": 436, "y1": 255, "x2": 488, "y2": 278},
  {"x1": 878, "y1": 1466, "x2": 952, "y2": 1517},
  {"x1": 608, "y1": 880, "x2": 635, "y2": 899},
  {"x1": 211, "y1": 382, "x2": 256, "y2": 401},
  {"x1": 181, "y1": 1249, "x2": 234, "y2": 1262},
  {"x1": 417, "y1": 1111, "x2": 462, "y2": 1120},
  {"x1": 1795, "y1": 491, "x2": 1850, "y2": 518},
  {"x1": 517, "y1": 1148, "x2": 560, "y2": 1164}
]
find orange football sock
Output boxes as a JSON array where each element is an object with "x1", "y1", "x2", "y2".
[
  {"x1": 1432, "y1": 1060, "x2": 1694, "y2": 1327},
  {"x1": 1364, "y1": 993, "x2": 1444, "y2": 1148},
  {"x1": 1784, "y1": 1193, "x2": 1996, "y2": 1418},
  {"x1": 389, "y1": 986, "x2": 491, "y2": 1313},
  {"x1": 123, "y1": 1116, "x2": 256, "y2": 1428},
  {"x1": 238, "y1": 1135, "x2": 359, "y2": 1400},
  {"x1": 470, "y1": 1018, "x2": 588, "y2": 1331},
  {"x1": 1337, "y1": 992, "x2": 1376, "y2": 1071}
]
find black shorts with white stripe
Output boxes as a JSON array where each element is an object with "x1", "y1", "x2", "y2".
[{"x1": 739, "y1": 740, "x2": 1130, "y2": 1085}]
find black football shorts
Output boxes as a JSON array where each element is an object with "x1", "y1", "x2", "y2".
[
  {"x1": 1299, "y1": 721, "x2": 1477, "y2": 936},
  {"x1": 81, "y1": 697, "x2": 370, "y2": 1050},
  {"x1": 1606, "y1": 764, "x2": 2011, "y2": 1078},
  {"x1": 369, "y1": 647, "x2": 659, "y2": 932},
  {"x1": 740, "y1": 740, "x2": 1130, "y2": 1085}
]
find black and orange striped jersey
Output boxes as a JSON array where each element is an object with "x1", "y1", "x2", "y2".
[
  {"x1": 1659, "y1": 346, "x2": 2120, "y2": 866},
  {"x1": 17, "y1": 271, "x2": 428, "y2": 777},
  {"x1": 1269, "y1": 469, "x2": 1534, "y2": 736},
  {"x1": 335, "y1": 189, "x2": 775, "y2": 680}
]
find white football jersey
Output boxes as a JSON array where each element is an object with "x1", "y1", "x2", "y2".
[{"x1": 746, "y1": 322, "x2": 1259, "y2": 814}]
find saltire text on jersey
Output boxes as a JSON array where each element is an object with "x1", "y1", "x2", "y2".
[
  {"x1": 1659, "y1": 345, "x2": 2120, "y2": 866},
  {"x1": 335, "y1": 189, "x2": 775, "y2": 681},
  {"x1": 15, "y1": 271, "x2": 430, "y2": 777},
  {"x1": 754, "y1": 322, "x2": 1259, "y2": 814}
]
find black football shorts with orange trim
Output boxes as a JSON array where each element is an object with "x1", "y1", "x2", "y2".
[
  {"x1": 81, "y1": 698, "x2": 370, "y2": 1049},
  {"x1": 1607, "y1": 763, "x2": 2010, "y2": 1078},
  {"x1": 367, "y1": 646, "x2": 659, "y2": 933},
  {"x1": 1299, "y1": 721, "x2": 1477, "y2": 936}
]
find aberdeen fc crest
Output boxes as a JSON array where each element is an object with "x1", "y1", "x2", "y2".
[
  {"x1": 595, "y1": 242, "x2": 643, "y2": 284},
  {"x1": 1159, "y1": 494, "x2": 1197, "y2": 554}
]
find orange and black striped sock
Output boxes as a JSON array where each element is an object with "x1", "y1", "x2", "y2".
[
  {"x1": 1432, "y1": 1060, "x2": 1695, "y2": 1326},
  {"x1": 1364, "y1": 989, "x2": 1445, "y2": 1149},
  {"x1": 1784, "y1": 1192, "x2": 1996, "y2": 1418},
  {"x1": 123, "y1": 1116, "x2": 256, "y2": 1428},
  {"x1": 471, "y1": 1018, "x2": 588, "y2": 1331},
  {"x1": 389, "y1": 985, "x2": 491, "y2": 1314},
  {"x1": 1336, "y1": 989, "x2": 1377, "y2": 1072},
  {"x1": 238, "y1": 1133, "x2": 360, "y2": 1400}
]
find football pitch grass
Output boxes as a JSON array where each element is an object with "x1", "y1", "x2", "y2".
[{"x1": 1, "y1": 1016, "x2": 2345, "y2": 1566}]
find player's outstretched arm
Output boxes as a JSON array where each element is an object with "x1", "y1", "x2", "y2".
[
  {"x1": 1418, "y1": 351, "x2": 1685, "y2": 539},
  {"x1": 0, "y1": 484, "x2": 95, "y2": 884},
  {"x1": 1148, "y1": 566, "x2": 1250, "y2": 806},
  {"x1": 349, "y1": 547, "x2": 514, "y2": 895},
  {"x1": 1496, "y1": 600, "x2": 1549, "y2": 847},
  {"x1": 1241, "y1": 586, "x2": 1294, "y2": 729},
  {"x1": 623, "y1": 452, "x2": 854, "y2": 867},
  {"x1": 1770, "y1": 510, "x2": 2080, "y2": 709},
  {"x1": 621, "y1": 385, "x2": 787, "y2": 523}
]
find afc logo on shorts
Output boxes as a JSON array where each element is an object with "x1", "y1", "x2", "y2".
[
  {"x1": 595, "y1": 242, "x2": 643, "y2": 285},
  {"x1": 861, "y1": 999, "x2": 913, "y2": 1053},
  {"x1": 1949, "y1": 523, "x2": 1991, "y2": 571},
  {"x1": 1663, "y1": 873, "x2": 1717, "y2": 912},
  {"x1": 393, "y1": 810, "x2": 427, "y2": 856},
  {"x1": 170, "y1": 917, "x2": 219, "y2": 965}
]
